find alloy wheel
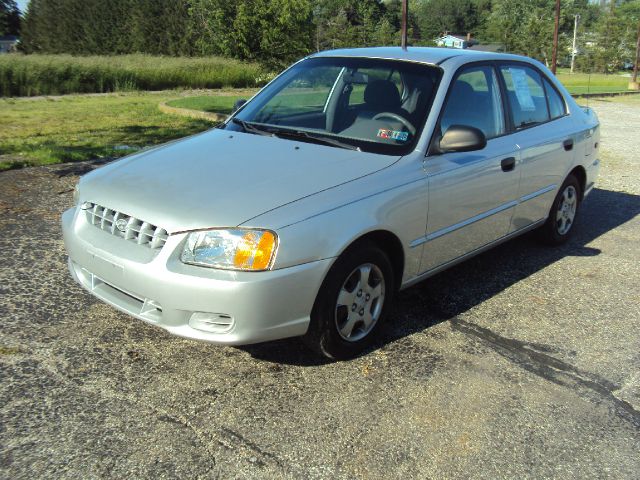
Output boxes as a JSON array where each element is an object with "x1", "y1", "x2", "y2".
[
  {"x1": 335, "y1": 263, "x2": 385, "y2": 342},
  {"x1": 556, "y1": 185, "x2": 578, "y2": 235}
]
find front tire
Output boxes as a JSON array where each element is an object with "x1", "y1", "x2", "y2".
[
  {"x1": 538, "y1": 174, "x2": 581, "y2": 245},
  {"x1": 304, "y1": 242, "x2": 395, "y2": 360}
]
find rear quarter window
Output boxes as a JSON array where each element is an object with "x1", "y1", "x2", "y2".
[{"x1": 544, "y1": 79, "x2": 567, "y2": 119}]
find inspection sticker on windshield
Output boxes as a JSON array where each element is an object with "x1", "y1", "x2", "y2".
[{"x1": 377, "y1": 129, "x2": 409, "y2": 142}]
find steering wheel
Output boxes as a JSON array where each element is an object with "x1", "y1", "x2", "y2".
[{"x1": 372, "y1": 112, "x2": 416, "y2": 135}]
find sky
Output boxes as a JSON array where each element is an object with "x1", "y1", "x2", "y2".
[{"x1": 17, "y1": 0, "x2": 28, "y2": 13}]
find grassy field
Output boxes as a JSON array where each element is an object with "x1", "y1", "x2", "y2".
[
  {"x1": 166, "y1": 94, "x2": 256, "y2": 115},
  {"x1": 556, "y1": 70, "x2": 632, "y2": 94},
  {"x1": 0, "y1": 92, "x2": 214, "y2": 170},
  {"x1": 0, "y1": 54, "x2": 267, "y2": 97},
  {"x1": 575, "y1": 93, "x2": 640, "y2": 106}
]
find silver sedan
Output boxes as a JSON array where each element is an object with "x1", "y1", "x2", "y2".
[{"x1": 62, "y1": 47, "x2": 600, "y2": 359}]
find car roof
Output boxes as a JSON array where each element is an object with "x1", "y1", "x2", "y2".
[{"x1": 310, "y1": 46, "x2": 528, "y2": 67}]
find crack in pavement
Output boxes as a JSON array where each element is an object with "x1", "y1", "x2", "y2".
[
  {"x1": 450, "y1": 318, "x2": 640, "y2": 428},
  {"x1": 218, "y1": 426, "x2": 285, "y2": 469}
]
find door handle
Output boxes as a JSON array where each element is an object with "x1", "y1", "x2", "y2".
[
  {"x1": 501, "y1": 157, "x2": 516, "y2": 172},
  {"x1": 563, "y1": 139, "x2": 574, "y2": 151}
]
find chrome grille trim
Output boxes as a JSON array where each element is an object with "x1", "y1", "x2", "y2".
[{"x1": 82, "y1": 202, "x2": 168, "y2": 249}]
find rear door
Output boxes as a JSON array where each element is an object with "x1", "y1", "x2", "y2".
[
  {"x1": 419, "y1": 63, "x2": 521, "y2": 273},
  {"x1": 497, "y1": 63, "x2": 577, "y2": 231}
]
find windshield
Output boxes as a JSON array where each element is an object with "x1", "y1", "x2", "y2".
[{"x1": 225, "y1": 57, "x2": 442, "y2": 155}]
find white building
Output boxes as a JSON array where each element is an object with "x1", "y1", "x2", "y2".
[{"x1": 0, "y1": 36, "x2": 19, "y2": 54}]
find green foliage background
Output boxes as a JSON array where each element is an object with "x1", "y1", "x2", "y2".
[
  {"x1": 0, "y1": 0, "x2": 21, "y2": 35},
  {"x1": 10, "y1": 0, "x2": 640, "y2": 73}
]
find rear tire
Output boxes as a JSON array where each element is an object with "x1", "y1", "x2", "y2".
[
  {"x1": 303, "y1": 242, "x2": 395, "y2": 360},
  {"x1": 537, "y1": 174, "x2": 581, "y2": 245}
]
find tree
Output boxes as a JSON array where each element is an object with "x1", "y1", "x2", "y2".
[
  {"x1": 580, "y1": 0, "x2": 640, "y2": 73},
  {"x1": 186, "y1": 0, "x2": 313, "y2": 67},
  {"x1": 483, "y1": 0, "x2": 594, "y2": 65},
  {"x1": 130, "y1": 0, "x2": 191, "y2": 56},
  {"x1": 415, "y1": 0, "x2": 482, "y2": 41},
  {"x1": 313, "y1": 0, "x2": 397, "y2": 51},
  {"x1": 619, "y1": 0, "x2": 640, "y2": 59},
  {"x1": 187, "y1": 0, "x2": 235, "y2": 57},
  {"x1": 0, "y1": 0, "x2": 20, "y2": 36},
  {"x1": 254, "y1": 0, "x2": 314, "y2": 68}
]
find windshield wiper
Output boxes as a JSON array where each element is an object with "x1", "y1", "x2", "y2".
[
  {"x1": 274, "y1": 129, "x2": 361, "y2": 151},
  {"x1": 231, "y1": 118, "x2": 274, "y2": 137},
  {"x1": 232, "y1": 119, "x2": 360, "y2": 151}
]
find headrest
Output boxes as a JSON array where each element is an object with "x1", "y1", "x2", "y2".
[{"x1": 364, "y1": 80, "x2": 401, "y2": 110}]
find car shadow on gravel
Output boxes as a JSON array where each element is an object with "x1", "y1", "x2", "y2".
[{"x1": 243, "y1": 187, "x2": 640, "y2": 366}]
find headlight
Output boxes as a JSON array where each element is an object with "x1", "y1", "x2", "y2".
[
  {"x1": 73, "y1": 184, "x2": 80, "y2": 205},
  {"x1": 180, "y1": 229, "x2": 278, "y2": 271}
]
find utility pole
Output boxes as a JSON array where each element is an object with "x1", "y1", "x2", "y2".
[
  {"x1": 551, "y1": 0, "x2": 561, "y2": 74},
  {"x1": 401, "y1": 0, "x2": 408, "y2": 50},
  {"x1": 571, "y1": 14, "x2": 580, "y2": 73},
  {"x1": 631, "y1": 20, "x2": 640, "y2": 90}
]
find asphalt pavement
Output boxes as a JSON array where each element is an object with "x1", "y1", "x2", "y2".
[{"x1": 1, "y1": 98, "x2": 639, "y2": 479}]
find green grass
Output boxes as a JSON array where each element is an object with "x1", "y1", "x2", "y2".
[
  {"x1": 166, "y1": 94, "x2": 253, "y2": 115},
  {"x1": 576, "y1": 93, "x2": 640, "y2": 106},
  {"x1": 0, "y1": 54, "x2": 268, "y2": 97},
  {"x1": 0, "y1": 91, "x2": 214, "y2": 170},
  {"x1": 556, "y1": 70, "x2": 632, "y2": 94}
]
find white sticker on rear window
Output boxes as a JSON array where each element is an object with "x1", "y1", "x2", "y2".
[{"x1": 510, "y1": 68, "x2": 536, "y2": 112}]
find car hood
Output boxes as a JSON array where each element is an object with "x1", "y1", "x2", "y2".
[{"x1": 80, "y1": 129, "x2": 400, "y2": 233}]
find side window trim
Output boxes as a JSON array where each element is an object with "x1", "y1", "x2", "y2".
[
  {"x1": 541, "y1": 78, "x2": 552, "y2": 120},
  {"x1": 494, "y1": 60, "x2": 514, "y2": 132}
]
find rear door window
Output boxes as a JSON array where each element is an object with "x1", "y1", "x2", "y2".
[{"x1": 499, "y1": 65, "x2": 550, "y2": 129}]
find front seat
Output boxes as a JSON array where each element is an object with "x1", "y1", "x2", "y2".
[
  {"x1": 360, "y1": 80, "x2": 402, "y2": 115},
  {"x1": 355, "y1": 80, "x2": 414, "y2": 130}
]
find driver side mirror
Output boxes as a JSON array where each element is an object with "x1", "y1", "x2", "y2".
[
  {"x1": 436, "y1": 125, "x2": 487, "y2": 153},
  {"x1": 232, "y1": 99, "x2": 247, "y2": 113}
]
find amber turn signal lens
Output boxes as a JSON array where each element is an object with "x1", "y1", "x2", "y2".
[{"x1": 233, "y1": 230, "x2": 277, "y2": 270}]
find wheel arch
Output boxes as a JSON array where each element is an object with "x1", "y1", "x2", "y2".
[
  {"x1": 569, "y1": 165, "x2": 587, "y2": 200},
  {"x1": 338, "y1": 229, "x2": 405, "y2": 292}
]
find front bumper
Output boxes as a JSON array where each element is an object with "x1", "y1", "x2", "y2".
[{"x1": 62, "y1": 208, "x2": 332, "y2": 345}]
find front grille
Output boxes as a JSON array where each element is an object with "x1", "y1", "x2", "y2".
[{"x1": 82, "y1": 202, "x2": 168, "y2": 249}]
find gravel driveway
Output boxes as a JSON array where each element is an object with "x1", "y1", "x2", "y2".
[{"x1": 1, "y1": 98, "x2": 639, "y2": 479}]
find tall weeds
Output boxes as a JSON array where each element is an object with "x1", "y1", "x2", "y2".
[{"x1": 0, "y1": 54, "x2": 266, "y2": 97}]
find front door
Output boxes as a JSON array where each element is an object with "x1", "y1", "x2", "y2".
[{"x1": 418, "y1": 64, "x2": 521, "y2": 273}]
